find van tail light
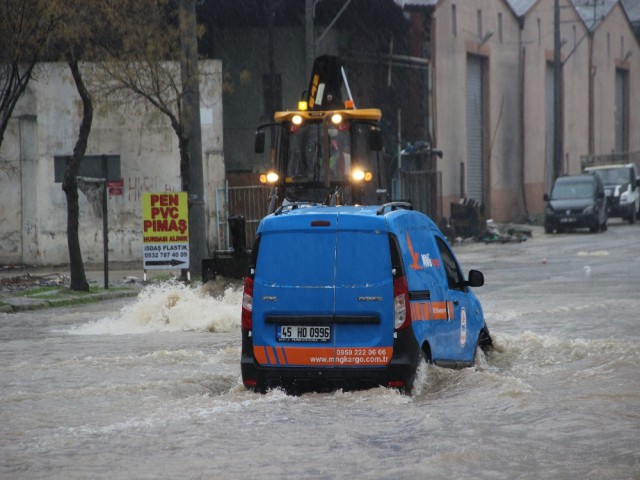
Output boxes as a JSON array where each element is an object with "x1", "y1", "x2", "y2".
[
  {"x1": 241, "y1": 277, "x2": 254, "y2": 330},
  {"x1": 393, "y1": 275, "x2": 412, "y2": 330}
]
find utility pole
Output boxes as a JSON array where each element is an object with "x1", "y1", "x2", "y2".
[
  {"x1": 553, "y1": 0, "x2": 563, "y2": 181},
  {"x1": 179, "y1": 0, "x2": 206, "y2": 279}
]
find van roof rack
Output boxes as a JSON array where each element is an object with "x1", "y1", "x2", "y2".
[
  {"x1": 376, "y1": 202, "x2": 413, "y2": 215},
  {"x1": 274, "y1": 201, "x2": 323, "y2": 215}
]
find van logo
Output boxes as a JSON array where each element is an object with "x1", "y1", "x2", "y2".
[
  {"x1": 406, "y1": 232, "x2": 441, "y2": 270},
  {"x1": 358, "y1": 296, "x2": 383, "y2": 302},
  {"x1": 262, "y1": 296, "x2": 278, "y2": 302}
]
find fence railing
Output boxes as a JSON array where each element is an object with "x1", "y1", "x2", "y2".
[{"x1": 215, "y1": 184, "x2": 271, "y2": 250}]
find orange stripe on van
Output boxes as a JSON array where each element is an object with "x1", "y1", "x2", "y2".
[
  {"x1": 430, "y1": 301, "x2": 448, "y2": 320},
  {"x1": 411, "y1": 300, "x2": 452, "y2": 321},
  {"x1": 254, "y1": 347, "x2": 268, "y2": 364},
  {"x1": 266, "y1": 347, "x2": 276, "y2": 364},
  {"x1": 253, "y1": 346, "x2": 393, "y2": 366}
]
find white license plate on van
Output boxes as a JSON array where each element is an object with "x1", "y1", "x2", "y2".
[{"x1": 277, "y1": 325, "x2": 331, "y2": 342}]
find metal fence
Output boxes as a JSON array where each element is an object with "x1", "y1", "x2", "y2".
[
  {"x1": 398, "y1": 170, "x2": 442, "y2": 221},
  {"x1": 214, "y1": 172, "x2": 442, "y2": 250},
  {"x1": 214, "y1": 184, "x2": 271, "y2": 250}
]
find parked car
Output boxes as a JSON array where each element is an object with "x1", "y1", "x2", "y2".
[
  {"x1": 583, "y1": 163, "x2": 640, "y2": 224},
  {"x1": 544, "y1": 174, "x2": 607, "y2": 234},
  {"x1": 240, "y1": 202, "x2": 493, "y2": 394}
]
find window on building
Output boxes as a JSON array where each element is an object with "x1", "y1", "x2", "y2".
[
  {"x1": 498, "y1": 12, "x2": 503, "y2": 43},
  {"x1": 54, "y1": 155, "x2": 121, "y2": 183},
  {"x1": 477, "y1": 9, "x2": 483, "y2": 38},
  {"x1": 537, "y1": 18, "x2": 541, "y2": 46}
]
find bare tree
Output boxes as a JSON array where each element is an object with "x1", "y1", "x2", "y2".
[
  {"x1": 0, "y1": 0, "x2": 61, "y2": 149},
  {"x1": 91, "y1": 0, "x2": 195, "y2": 191},
  {"x1": 63, "y1": 55, "x2": 93, "y2": 291}
]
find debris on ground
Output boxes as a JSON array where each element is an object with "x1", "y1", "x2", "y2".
[
  {"x1": 0, "y1": 273, "x2": 69, "y2": 292},
  {"x1": 479, "y1": 220, "x2": 531, "y2": 244}
]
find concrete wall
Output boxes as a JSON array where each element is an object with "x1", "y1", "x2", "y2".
[
  {"x1": 521, "y1": 0, "x2": 592, "y2": 215},
  {"x1": 591, "y1": 3, "x2": 640, "y2": 155},
  {"x1": 0, "y1": 61, "x2": 224, "y2": 266},
  {"x1": 433, "y1": 0, "x2": 523, "y2": 222}
]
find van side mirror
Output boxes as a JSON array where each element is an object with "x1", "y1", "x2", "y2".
[
  {"x1": 543, "y1": 193, "x2": 550, "y2": 201},
  {"x1": 465, "y1": 269, "x2": 484, "y2": 288},
  {"x1": 254, "y1": 130, "x2": 265, "y2": 154}
]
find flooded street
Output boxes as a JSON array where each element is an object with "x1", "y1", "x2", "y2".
[{"x1": 1, "y1": 223, "x2": 639, "y2": 479}]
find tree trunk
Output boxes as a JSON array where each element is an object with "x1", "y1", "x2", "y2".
[{"x1": 62, "y1": 59, "x2": 93, "y2": 291}]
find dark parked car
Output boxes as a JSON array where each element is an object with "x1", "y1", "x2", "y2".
[{"x1": 544, "y1": 174, "x2": 607, "y2": 233}]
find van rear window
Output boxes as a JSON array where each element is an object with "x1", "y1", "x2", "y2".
[
  {"x1": 255, "y1": 230, "x2": 390, "y2": 287},
  {"x1": 256, "y1": 231, "x2": 336, "y2": 286},
  {"x1": 335, "y1": 231, "x2": 390, "y2": 286}
]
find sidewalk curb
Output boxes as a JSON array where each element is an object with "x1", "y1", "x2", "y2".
[{"x1": 0, "y1": 289, "x2": 140, "y2": 313}]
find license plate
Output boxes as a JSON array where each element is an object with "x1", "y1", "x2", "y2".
[
  {"x1": 277, "y1": 325, "x2": 331, "y2": 342},
  {"x1": 560, "y1": 217, "x2": 576, "y2": 223}
]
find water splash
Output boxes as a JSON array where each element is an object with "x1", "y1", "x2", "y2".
[{"x1": 68, "y1": 279, "x2": 242, "y2": 335}]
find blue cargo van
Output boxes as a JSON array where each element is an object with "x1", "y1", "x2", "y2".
[{"x1": 241, "y1": 202, "x2": 492, "y2": 393}]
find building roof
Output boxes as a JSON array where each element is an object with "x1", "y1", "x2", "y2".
[
  {"x1": 621, "y1": 0, "x2": 640, "y2": 22},
  {"x1": 506, "y1": 0, "x2": 538, "y2": 17}
]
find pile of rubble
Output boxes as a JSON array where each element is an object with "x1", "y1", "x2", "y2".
[{"x1": 0, "y1": 273, "x2": 68, "y2": 292}]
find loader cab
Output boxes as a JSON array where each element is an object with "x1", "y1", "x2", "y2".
[
  {"x1": 254, "y1": 55, "x2": 384, "y2": 213},
  {"x1": 255, "y1": 113, "x2": 383, "y2": 209}
]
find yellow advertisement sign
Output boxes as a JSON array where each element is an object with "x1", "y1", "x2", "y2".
[{"x1": 142, "y1": 192, "x2": 189, "y2": 269}]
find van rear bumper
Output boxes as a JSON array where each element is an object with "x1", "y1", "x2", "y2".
[{"x1": 241, "y1": 328, "x2": 422, "y2": 393}]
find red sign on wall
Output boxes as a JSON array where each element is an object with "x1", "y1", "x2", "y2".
[{"x1": 108, "y1": 178, "x2": 124, "y2": 196}]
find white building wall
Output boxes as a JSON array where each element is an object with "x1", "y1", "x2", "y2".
[{"x1": 0, "y1": 60, "x2": 224, "y2": 267}]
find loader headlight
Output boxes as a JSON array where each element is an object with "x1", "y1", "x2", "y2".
[
  {"x1": 351, "y1": 168, "x2": 372, "y2": 183},
  {"x1": 259, "y1": 171, "x2": 279, "y2": 184},
  {"x1": 292, "y1": 115, "x2": 303, "y2": 126}
]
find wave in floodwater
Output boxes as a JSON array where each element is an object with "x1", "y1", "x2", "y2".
[{"x1": 68, "y1": 279, "x2": 243, "y2": 335}]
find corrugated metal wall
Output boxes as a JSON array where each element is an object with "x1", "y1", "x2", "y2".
[{"x1": 466, "y1": 55, "x2": 485, "y2": 204}]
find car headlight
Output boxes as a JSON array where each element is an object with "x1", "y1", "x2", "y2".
[
  {"x1": 583, "y1": 205, "x2": 594, "y2": 214},
  {"x1": 620, "y1": 191, "x2": 629, "y2": 203}
]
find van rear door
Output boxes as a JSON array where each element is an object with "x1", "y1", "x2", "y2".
[
  {"x1": 252, "y1": 213, "x2": 337, "y2": 367},
  {"x1": 251, "y1": 211, "x2": 393, "y2": 368},
  {"x1": 333, "y1": 214, "x2": 394, "y2": 366}
]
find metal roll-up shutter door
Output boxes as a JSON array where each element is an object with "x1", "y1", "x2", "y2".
[
  {"x1": 466, "y1": 56, "x2": 484, "y2": 203},
  {"x1": 545, "y1": 64, "x2": 555, "y2": 193}
]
